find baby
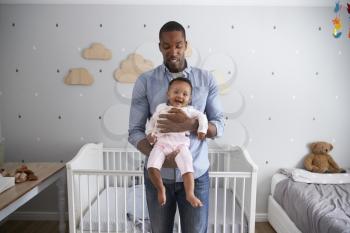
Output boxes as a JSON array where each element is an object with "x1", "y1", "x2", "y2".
[{"x1": 146, "y1": 77, "x2": 208, "y2": 207}]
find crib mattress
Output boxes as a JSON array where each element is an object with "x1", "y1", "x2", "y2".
[{"x1": 79, "y1": 185, "x2": 247, "y2": 233}]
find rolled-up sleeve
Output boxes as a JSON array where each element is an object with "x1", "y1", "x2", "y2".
[
  {"x1": 128, "y1": 76, "x2": 149, "y2": 148},
  {"x1": 205, "y1": 74, "x2": 224, "y2": 138}
]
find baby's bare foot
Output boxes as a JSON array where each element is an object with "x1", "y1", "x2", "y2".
[
  {"x1": 186, "y1": 194, "x2": 203, "y2": 208},
  {"x1": 157, "y1": 187, "x2": 166, "y2": 206}
]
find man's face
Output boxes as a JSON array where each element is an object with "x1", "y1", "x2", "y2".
[{"x1": 159, "y1": 31, "x2": 187, "y2": 73}]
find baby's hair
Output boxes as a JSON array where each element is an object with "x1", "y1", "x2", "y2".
[{"x1": 168, "y1": 77, "x2": 192, "y2": 92}]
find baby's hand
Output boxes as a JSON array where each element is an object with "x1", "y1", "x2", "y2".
[
  {"x1": 197, "y1": 132, "x2": 206, "y2": 140},
  {"x1": 147, "y1": 133, "x2": 157, "y2": 145}
]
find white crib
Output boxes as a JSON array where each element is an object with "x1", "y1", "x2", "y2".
[{"x1": 66, "y1": 143, "x2": 257, "y2": 233}]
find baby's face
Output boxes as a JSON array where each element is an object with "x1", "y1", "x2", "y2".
[{"x1": 167, "y1": 81, "x2": 191, "y2": 108}]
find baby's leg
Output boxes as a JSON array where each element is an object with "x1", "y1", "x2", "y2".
[
  {"x1": 182, "y1": 172, "x2": 203, "y2": 207},
  {"x1": 175, "y1": 145, "x2": 203, "y2": 207},
  {"x1": 147, "y1": 146, "x2": 167, "y2": 206},
  {"x1": 148, "y1": 168, "x2": 166, "y2": 206}
]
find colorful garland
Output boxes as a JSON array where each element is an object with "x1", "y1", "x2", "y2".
[
  {"x1": 333, "y1": 1, "x2": 350, "y2": 39},
  {"x1": 332, "y1": 1, "x2": 342, "y2": 38},
  {"x1": 347, "y1": 3, "x2": 350, "y2": 38}
]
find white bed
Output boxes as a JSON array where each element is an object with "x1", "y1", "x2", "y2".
[
  {"x1": 67, "y1": 143, "x2": 258, "y2": 233},
  {"x1": 268, "y1": 171, "x2": 350, "y2": 233},
  {"x1": 267, "y1": 173, "x2": 301, "y2": 233}
]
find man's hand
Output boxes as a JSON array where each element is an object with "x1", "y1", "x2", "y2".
[
  {"x1": 146, "y1": 133, "x2": 157, "y2": 145},
  {"x1": 157, "y1": 108, "x2": 198, "y2": 133},
  {"x1": 162, "y1": 149, "x2": 180, "y2": 168}
]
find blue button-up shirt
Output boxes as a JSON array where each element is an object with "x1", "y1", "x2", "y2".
[{"x1": 128, "y1": 63, "x2": 224, "y2": 181}]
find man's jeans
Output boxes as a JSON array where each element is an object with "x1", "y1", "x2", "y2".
[{"x1": 144, "y1": 169, "x2": 210, "y2": 233}]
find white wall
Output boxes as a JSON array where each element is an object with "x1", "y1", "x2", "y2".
[{"x1": 0, "y1": 3, "x2": 349, "y2": 217}]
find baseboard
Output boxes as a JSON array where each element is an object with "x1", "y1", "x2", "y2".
[
  {"x1": 8, "y1": 211, "x2": 68, "y2": 221},
  {"x1": 8, "y1": 211, "x2": 268, "y2": 223},
  {"x1": 255, "y1": 213, "x2": 268, "y2": 222}
]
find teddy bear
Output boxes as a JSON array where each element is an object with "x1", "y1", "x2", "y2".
[
  {"x1": 14, "y1": 165, "x2": 38, "y2": 183},
  {"x1": 304, "y1": 141, "x2": 345, "y2": 173}
]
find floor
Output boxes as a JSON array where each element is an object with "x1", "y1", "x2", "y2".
[
  {"x1": 0, "y1": 220, "x2": 68, "y2": 233},
  {"x1": 0, "y1": 220, "x2": 277, "y2": 233},
  {"x1": 255, "y1": 222, "x2": 277, "y2": 233}
]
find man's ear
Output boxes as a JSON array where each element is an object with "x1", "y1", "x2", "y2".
[
  {"x1": 185, "y1": 40, "x2": 188, "y2": 49},
  {"x1": 158, "y1": 42, "x2": 161, "y2": 52}
]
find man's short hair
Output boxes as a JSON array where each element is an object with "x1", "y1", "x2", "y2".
[{"x1": 159, "y1": 21, "x2": 186, "y2": 40}]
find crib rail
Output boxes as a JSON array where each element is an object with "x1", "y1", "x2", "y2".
[
  {"x1": 71, "y1": 172, "x2": 146, "y2": 233},
  {"x1": 67, "y1": 143, "x2": 257, "y2": 233}
]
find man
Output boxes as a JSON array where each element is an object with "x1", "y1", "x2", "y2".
[{"x1": 128, "y1": 21, "x2": 224, "y2": 233}]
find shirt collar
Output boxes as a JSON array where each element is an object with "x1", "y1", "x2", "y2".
[{"x1": 161, "y1": 61, "x2": 192, "y2": 78}]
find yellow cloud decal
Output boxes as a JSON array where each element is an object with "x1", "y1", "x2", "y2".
[
  {"x1": 114, "y1": 53, "x2": 154, "y2": 83},
  {"x1": 64, "y1": 68, "x2": 94, "y2": 85},
  {"x1": 211, "y1": 70, "x2": 231, "y2": 95},
  {"x1": 83, "y1": 43, "x2": 112, "y2": 60}
]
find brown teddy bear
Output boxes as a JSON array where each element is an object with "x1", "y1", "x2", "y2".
[
  {"x1": 304, "y1": 141, "x2": 345, "y2": 173},
  {"x1": 14, "y1": 165, "x2": 38, "y2": 183}
]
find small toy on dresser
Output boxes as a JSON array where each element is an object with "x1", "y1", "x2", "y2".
[
  {"x1": 0, "y1": 168, "x2": 10, "y2": 177},
  {"x1": 14, "y1": 165, "x2": 38, "y2": 183},
  {"x1": 304, "y1": 141, "x2": 345, "y2": 173}
]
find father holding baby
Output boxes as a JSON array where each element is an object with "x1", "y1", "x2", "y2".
[{"x1": 128, "y1": 21, "x2": 224, "y2": 233}]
